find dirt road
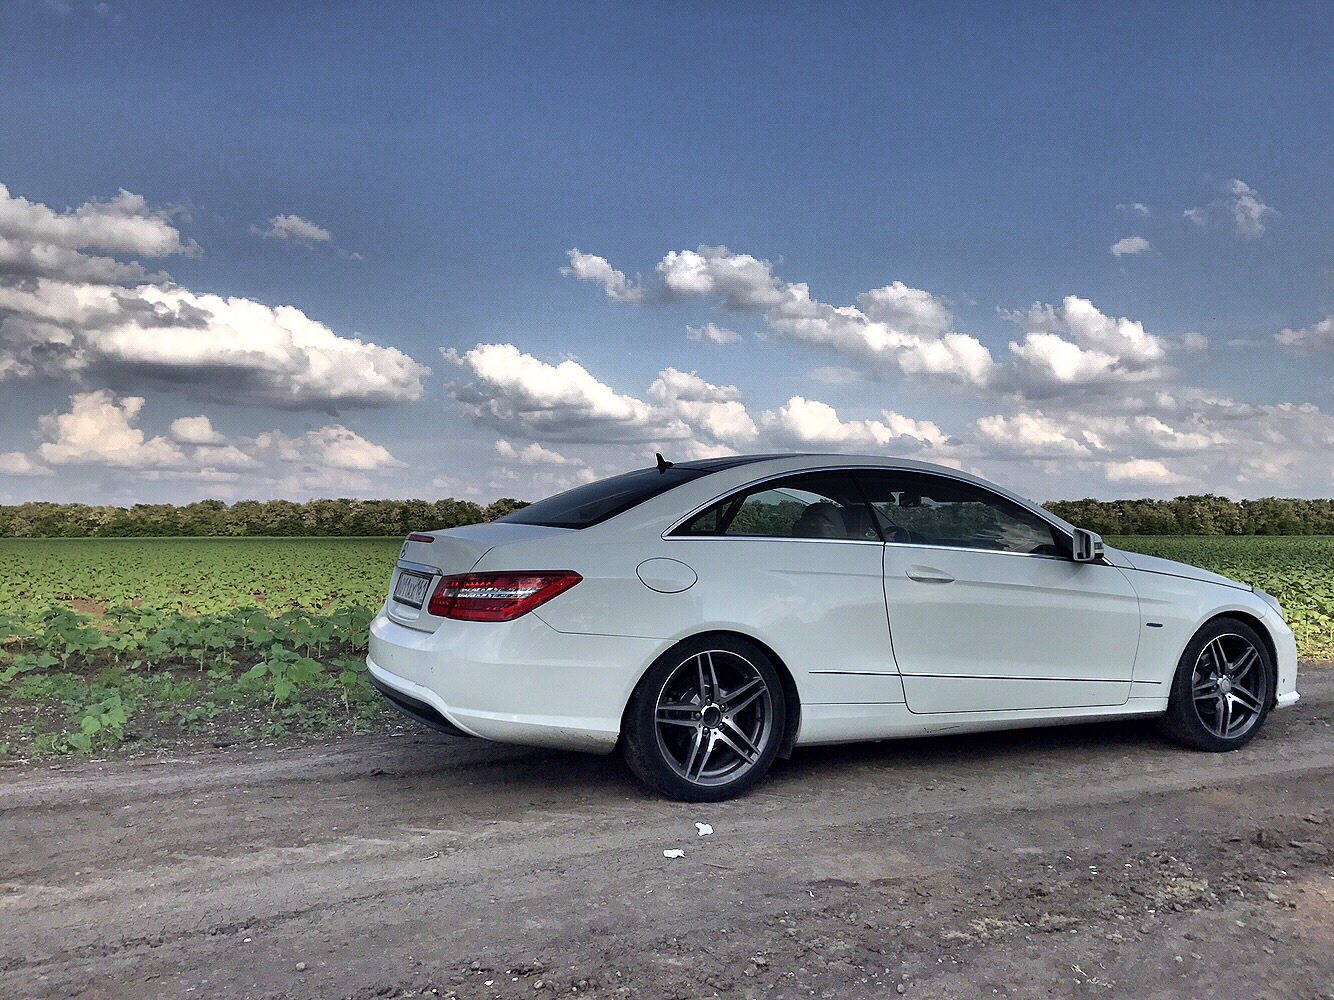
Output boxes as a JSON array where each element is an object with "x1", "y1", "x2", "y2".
[{"x1": 3, "y1": 672, "x2": 1331, "y2": 1000}]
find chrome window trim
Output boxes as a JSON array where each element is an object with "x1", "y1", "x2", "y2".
[
  {"x1": 664, "y1": 535, "x2": 885, "y2": 547},
  {"x1": 661, "y1": 464, "x2": 1076, "y2": 559},
  {"x1": 882, "y1": 540, "x2": 1073, "y2": 562}
]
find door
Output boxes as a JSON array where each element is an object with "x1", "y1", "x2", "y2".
[{"x1": 855, "y1": 470, "x2": 1141, "y2": 713}]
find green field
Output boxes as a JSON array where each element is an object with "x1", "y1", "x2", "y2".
[
  {"x1": 0, "y1": 538, "x2": 404, "y2": 759},
  {"x1": 0, "y1": 536, "x2": 402, "y2": 616},
  {"x1": 0, "y1": 535, "x2": 1330, "y2": 760}
]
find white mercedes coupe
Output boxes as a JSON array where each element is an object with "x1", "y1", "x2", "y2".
[{"x1": 368, "y1": 454, "x2": 1300, "y2": 801}]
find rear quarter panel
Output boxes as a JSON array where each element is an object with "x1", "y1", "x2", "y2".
[{"x1": 475, "y1": 528, "x2": 905, "y2": 708}]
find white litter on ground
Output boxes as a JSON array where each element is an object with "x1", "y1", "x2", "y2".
[
  {"x1": 663, "y1": 849, "x2": 686, "y2": 859},
  {"x1": 695, "y1": 822, "x2": 713, "y2": 837}
]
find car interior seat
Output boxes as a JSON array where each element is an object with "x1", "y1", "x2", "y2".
[{"x1": 792, "y1": 501, "x2": 849, "y2": 538}]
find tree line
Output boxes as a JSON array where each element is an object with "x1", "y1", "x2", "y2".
[
  {"x1": 1, "y1": 493, "x2": 1333, "y2": 538},
  {"x1": 1043, "y1": 495, "x2": 1334, "y2": 536},
  {"x1": 0, "y1": 498, "x2": 529, "y2": 538}
]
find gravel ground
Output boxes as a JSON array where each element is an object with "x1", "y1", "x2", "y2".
[{"x1": 2, "y1": 669, "x2": 1331, "y2": 1000}]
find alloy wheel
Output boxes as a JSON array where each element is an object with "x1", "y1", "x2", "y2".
[
  {"x1": 653, "y1": 649, "x2": 774, "y2": 787},
  {"x1": 1191, "y1": 633, "x2": 1269, "y2": 740}
]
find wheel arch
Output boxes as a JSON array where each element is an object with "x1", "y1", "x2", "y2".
[
  {"x1": 1194, "y1": 610, "x2": 1279, "y2": 706},
  {"x1": 620, "y1": 629, "x2": 803, "y2": 759}
]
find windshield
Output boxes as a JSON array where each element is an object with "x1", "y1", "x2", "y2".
[{"x1": 497, "y1": 466, "x2": 708, "y2": 529}]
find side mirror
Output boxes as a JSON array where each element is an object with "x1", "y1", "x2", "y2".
[{"x1": 1071, "y1": 527, "x2": 1104, "y2": 563}]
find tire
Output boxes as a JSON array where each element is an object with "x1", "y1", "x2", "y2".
[
  {"x1": 1157, "y1": 617, "x2": 1274, "y2": 752},
  {"x1": 622, "y1": 635, "x2": 787, "y2": 802}
]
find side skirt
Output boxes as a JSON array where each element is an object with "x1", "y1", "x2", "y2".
[{"x1": 795, "y1": 697, "x2": 1168, "y2": 746}]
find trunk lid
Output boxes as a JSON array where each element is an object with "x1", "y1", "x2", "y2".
[{"x1": 386, "y1": 522, "x2": 574, "y2": 630}]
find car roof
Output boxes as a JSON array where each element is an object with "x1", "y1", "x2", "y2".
[
  {"x1": 666, "y1": 452, "x2": 955, "y2": 478},
  {"x1": 652, "y1": 452, "x2": 1078, "y2": 536}
]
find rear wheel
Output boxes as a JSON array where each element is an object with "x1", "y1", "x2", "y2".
[
  {"x1": 1158, "y1": 618, "x2": 1273, "y2": 751},
  {"x1": 622, "y1": 636, "x2": 786, "y2": 802}
]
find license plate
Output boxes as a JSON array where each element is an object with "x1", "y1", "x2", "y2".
[{"x1": 393, "y1": 570, "x2": 433, "y2": 609}]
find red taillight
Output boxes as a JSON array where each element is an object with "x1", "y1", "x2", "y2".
[
  {"x1": 427, "y1": 571, "x2": 582, "y2": 622},
  {"x1": 406, "y1": 533, "x2": 434, "y2": 543}
]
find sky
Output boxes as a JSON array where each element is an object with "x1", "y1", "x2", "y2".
[{"x1": 0, "y1": 0, "x2": 1331, "y2": 506}]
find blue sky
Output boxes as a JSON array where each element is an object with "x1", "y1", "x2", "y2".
[{"x1": 1, "y1": 0, "x2": 1331, "y2": 504}]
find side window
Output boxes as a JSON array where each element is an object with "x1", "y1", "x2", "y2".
[
  {"x1": 855, "y1": 470, "x2": 1062, "y2": 556},
  {"x1": 674, "y1": 472, "x2": 878, "y2": 541}
]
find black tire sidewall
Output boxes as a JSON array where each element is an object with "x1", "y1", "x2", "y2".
[
  {"x1": 623, "y1": 635, "x2": 787, "y2": 802},
  {"x1": 1165, "y1": 618, "x2": 1274, "y2": 752}
]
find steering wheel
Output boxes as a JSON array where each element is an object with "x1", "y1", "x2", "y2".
[{"x1": 882, "y1": 522, "x2": 912, "y2": 543}]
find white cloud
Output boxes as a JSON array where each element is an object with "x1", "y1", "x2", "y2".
[
  {"x1": 193, "y1": 443, "x2": 257, "y2": 467},
  {"x1": 649, "y1": 368, "x2": 758, "y2": 447},
  {"x1": 37, "y1": 390, "x2": 187, "y2": 468},
  {"x1": 254, "y1": 214, "x2": 332, "y2": 244},
  {"x1": 169, "y1": 414, "x2": 226, "y2": 445},
  {"x1": 1117, "y1": 202, "x2": 1151, "y2": 216},
  {"x1": 760, "y1": 396, "x2": 947, "y2": 451},
  {"x1": 254, "y1": 214, "x2": 361, "y2": 259},
  {"x1": 0, "y1": 183, "x2": 424, "y2": 407},
  {"x1": 686, "y1": 322, "x2": 742, "y2": 345},
  {"x1": 657, "y1": 246, "x2": 783, "y2": 309},
  {"x1": 1179, "y1": 331, "x2": 1209, "y2": 353},
  {"x1": 1275, "y1": 316, "x2": 1334, "y2": 351},
  {"x1": 495, "y1": 440, "x2": 579, "y2": 466},
  {"x1": 0, "y1": 451, "x2": 52, "y2": 476},
  {"x1": 0, "y1": 234, "x2": 158, "y2": 285},
  {"x1": 809, "y1": 366, "x2": 862, "y2": 384},
  {"x1": 1005, "y1": 295, "x2": 1168, "y2": 393},
  {"x1": 0, "y1": 279, "x2": 428, "y2": 407},
  {"x1": 445, "y1": 343, "x2": 688, "y2": 443},
  {"x1": 1009, "y1": 333, "x2": 1123, "y2": 386},
  {"x1": 430, "y1": 473, "x2": 486, "y2": 499},
  {"x1": 438, "y1": 329, "x2": 1334, "y2": 498},
  {"x1": 1105, "y1": 458, "x2": 1186, "y2": 485},
  {"x1": 0, "y1": 183, "x2": 196, "y2": 257},
  {"x1": 11, "y1": 386, "x2": 405, "y2": 498},
  {"x1": 1184, "y1": 178, "x2": 1277, "y2": 239},
  {"x1": 856, "y1": 281, "x2": 954, "y2": 337},
  {"x1": 561, "y1": 250, "x2": 644, "y2": 304},
  {"x1": 1110, "y1": 236, "x2": 1152, "y2": 257},
  {"x1": 965, "y1": 391, "x2": 1334, "y2": 496},
  {"x1": 973, "y1": 411, "x2": 1092, "y2": 458},
  {"x1": 674, "y1": 249, "x2": 994, "y2": 385},
  {"x1": 447, "y1": 347, "x2": 763, "y2": 457},
  {"x1": 566, "y1": 245, "x2": 996, "y2": 387},
  {"x1": 253, "y1": 425, "x2": 400, "y2": 471}
]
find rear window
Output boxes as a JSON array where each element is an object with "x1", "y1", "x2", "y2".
[{"x1": 496, "y1": 467, "x2": 708, "y2": 529}]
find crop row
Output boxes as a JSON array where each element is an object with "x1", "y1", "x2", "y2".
[{"x1": 1, "y1": 604, "x2": 377, "y2": 754}]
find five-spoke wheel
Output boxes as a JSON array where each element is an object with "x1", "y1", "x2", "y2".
[
  {"x1": 623, "y1": 636, "x2": 786, "y2": 801},
  {"x1": 1190, "y1": 633, "x2": 1268, "y2": 740},
  {"x1": 1160, "y1": 617, "x2": 1273, "y2": 752},
  {"x1": 653, "y1": 649, "x2": 774, "y2": 787}
]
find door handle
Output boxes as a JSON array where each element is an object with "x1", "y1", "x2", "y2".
[{"x1": 906, "y1": 566, "x2": 955, "y2": 584}]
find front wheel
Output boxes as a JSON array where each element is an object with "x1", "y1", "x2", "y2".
[
  {"x1": 1158, "y1": 617, "x2": 1274, "y2": 752},
  {"x1": 622, "y1": 636, "x2": 786, "y2": 802}
]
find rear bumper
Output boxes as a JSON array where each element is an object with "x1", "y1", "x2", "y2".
[
  {"x1": 368, "y1": 672, "x2": 474, "y2": 738},
  {"x1": 367, "y1": 607, "x2": 666, "y2": 753}
]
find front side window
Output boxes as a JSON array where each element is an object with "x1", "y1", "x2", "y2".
[
  {"x1": 855, "y1": 470, "x2": 1062, "y2": 556},
  {"x1": 673, "y1": 472, "x2": 879, "y2": 541}
]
